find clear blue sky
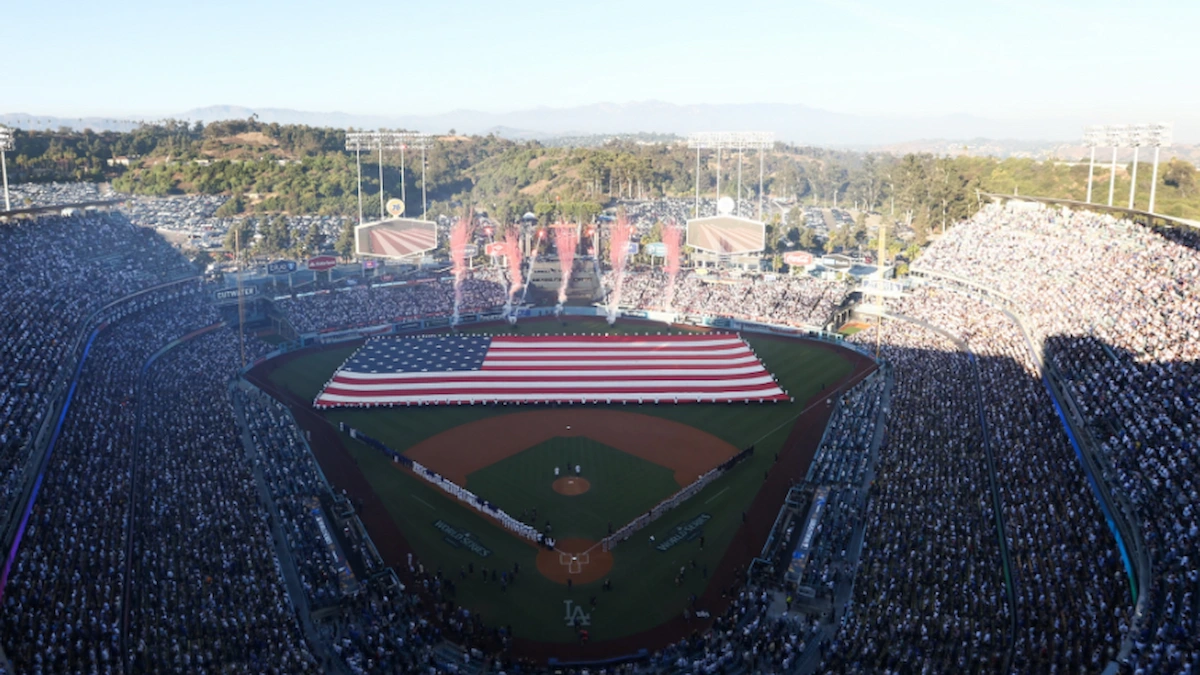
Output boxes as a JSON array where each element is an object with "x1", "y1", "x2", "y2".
[{"x1": 8, "y1": 0, "x2": 1196, "y2": 125}]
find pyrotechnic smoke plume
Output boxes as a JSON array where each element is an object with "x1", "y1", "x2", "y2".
[
  {"x1": 606, "y1": 215, "x2": 634, "y2": 325},
  {"x1": 449, "y1": 213, "x2": 474, "y2": 326}
]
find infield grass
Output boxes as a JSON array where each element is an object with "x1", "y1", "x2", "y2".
[
  {"x1": 466, "y1": 437, "x2": 680, "y2": 541},
  {"x1": 268, "y1": 317, "x2": 855, "y2": 642}
]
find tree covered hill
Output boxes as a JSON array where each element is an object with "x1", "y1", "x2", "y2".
[{"x1": 3, "y1": 118, "x2": 1198, "y2": 224}]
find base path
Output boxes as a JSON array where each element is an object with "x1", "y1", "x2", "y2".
[
  {"x1": 406, "y1": 409, "x2": 739, "y2": 486},
  {"x1": 537, "y1": 538, "x2": 612, "y2": 585}
]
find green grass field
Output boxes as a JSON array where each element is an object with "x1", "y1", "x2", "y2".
[
  {"x1": 268, "y1": 317, "x2": 854, "y2": 642},
  {"x1": 466, "y1": 437, "x2": 680, "y2": 541}
]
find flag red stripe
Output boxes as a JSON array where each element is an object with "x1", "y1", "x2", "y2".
[
  {"x1": 314, "y1": 334, "x2": 787, "y2": 407},
  {"x1": 320, "y1": 383, "x2": 783, "y2": 396}
]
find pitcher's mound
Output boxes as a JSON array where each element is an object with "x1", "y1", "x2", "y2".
[
  {"x1": 536, "y1": 538, "x2": 613, "y2": 585},
  {"x1": 552, "y1": 476, "x2": 590, "y2": 495}
]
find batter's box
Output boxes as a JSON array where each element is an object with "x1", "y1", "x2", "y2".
[{"x1": 559, "y1": 551, "x2": 590, "y2": 574}]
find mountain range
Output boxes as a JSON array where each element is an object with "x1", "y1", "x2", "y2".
[{"x1": 2, "y1": 101, "x2": 1193, "y2": 159}]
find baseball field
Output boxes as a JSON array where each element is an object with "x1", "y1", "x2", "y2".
[{"x1": 252, "y1": 316, "x2": 870, "y2": 657}]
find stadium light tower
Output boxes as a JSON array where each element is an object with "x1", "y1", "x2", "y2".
[
  {"x1": 0, "y1": 126, "x2": 14, "y2": 212},
  {"x1": 1082, "y1": 125, "x2": 1104, "y2": 204},
  {"x1": 1105, "y1": 125, "x2": 1128, "y2": 208},
  {"x1": 686, "y1": 133, "x2": 716, "y2": 219},
  {"x1": 1147, "y1": 122, "x2": 1173, "y2": 214},
  {"x1": 345, "y1": 131, "x2": 434, "y2": 223},
  {"x1": 686, "y1": 132, "x2": 775, "y2": 220},
  {"x1": 1126, "y1": 124, "x2": 1147, "y2": 210}
]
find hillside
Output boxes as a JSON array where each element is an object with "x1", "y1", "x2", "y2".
[{"x1": 3, "y1": 120, "x2": 1198, "y2": 223}]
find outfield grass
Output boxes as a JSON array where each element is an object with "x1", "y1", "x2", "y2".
[{"x1": 269, "y1": 317, "x2": 854, "y2": 642}]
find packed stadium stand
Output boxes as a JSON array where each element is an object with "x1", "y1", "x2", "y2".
[
  {"x1": 607, "y1": 269, "x2": 851, "y2": 330},
  {"x1": 0, "y1": 195, "x2": 1197, "y2": 674}
]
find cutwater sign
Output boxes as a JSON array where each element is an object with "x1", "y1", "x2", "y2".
[
  {"x1": 645, "y1": 242, "x2": 667, "y2": 257},
  {"x1": 655, "y1": 513, "x2": 711, "y2": 552},
  {"x1": 434, "y1": 520, "x2": 491, "y2": 557},
  {"x1": 214, "y1": 286, "x2": 258, "y2": 302}
]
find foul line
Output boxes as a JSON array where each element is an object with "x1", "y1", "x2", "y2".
[
  {"x1": 411, "y1": 495, "x2": 436, "y2": 510},
  {"x1": 704, "y1": 487, "x2": 730, "y2": 504}
]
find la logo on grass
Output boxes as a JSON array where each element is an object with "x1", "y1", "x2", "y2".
[{"x1": 563, "y1": 600, "x2": 591, "y2": 627}]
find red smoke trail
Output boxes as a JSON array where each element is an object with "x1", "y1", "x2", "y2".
[
  {"x1": 663, "y1": 221, "x2": 682, "y2": 311},
  {"x1": 554, "y1": 223, "x2": 578, "y2": 306},
  {"x1": 606, "y1": 215, "x2": 635, "y2": 324},
  {"x1": 449, "y1": 213, "x2": 474, "y2": 325},
  {"x1": 504, "y1": 228, "x2": 523, "y2": 306}
]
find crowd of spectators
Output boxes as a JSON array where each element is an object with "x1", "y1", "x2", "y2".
[
  {"x1": 276, "y1": 275, "x2": 507, "y2": 333},
  {"x1": 127, "y1": 326, "x2": 312, "y2": 673},
  {"x1": 756, "y1": 372, "x2": 886, "y2": 605},
  {"x1": 237, "y1": 388, "x2": 352, "y2": 610},
  {"x1": 891, "y1": 286, "x2": 1132, "y2": 671},
  {"x1": 828, "y1": 319, "x2": 1011, "y2": 673},
  {"x1": 805, "y1": 374, "x2": 885, "y2": 489},
  {"x1": 649, "y1": 583, "x2": 819, "y2": 674},
  {"x1": 0, "y1": 298, "x2": 220, "y2": 673},
  {"x1": 914, "y1": 203, "x2": 1200, "y2": 672},
  {"x1": 0, "y1": 212, "x2": 193, "y2": 535},
  {"x1": 610, "y1": 269, "x2": 850, "y2": 329}
]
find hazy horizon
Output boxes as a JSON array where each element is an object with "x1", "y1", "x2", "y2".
[{"x1": 7, "y1": 0, "x2": 1196, "y2": 142}]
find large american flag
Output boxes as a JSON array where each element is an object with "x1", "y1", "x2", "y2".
[{"x1": 313, "y1": 334, "x2": 788, "y2": 407}]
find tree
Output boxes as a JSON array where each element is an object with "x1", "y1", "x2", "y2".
[
  {"x1": 533, "y1": 201, "x2": 556, "y2": 226},
  {"x1": 223, "y1": 218, "x2": 256, "y2": 254},
  {"x1": 215, "y1": 193, "x2": 245, "y2": 217},
  {"x1": 302, "y1": 220, "x2": 324, "y2": 256},
  {"x1": 799, "y1": 226, "x2": 815, "y2": 249},
  {"x1": 1163, "y1": 159, "x2": 1197, "y2": 197},
  {"x1": 335, "y1": 219, "x2": 356, "y2": 259},
  {"x1": 191, "y1": 249, "x2": 214, "y2": 272}
]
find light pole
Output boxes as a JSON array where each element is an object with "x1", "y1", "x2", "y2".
[
  {"x1": 736, "y1": 141, "x2": 743, "y2": 216},
  {"x1": 354, "y1": 145, "x2": 362, "y2": 225},
  {"x1": 1127, "y1": 124, "x2": 1147, "y2": 210},
  {"x1": 686, "y1": 132, "x2": 774, "y2": 219},
  {"x1": 0, "y1": 126, "x2": 13, "y2": 212},
  {"x1": 1105, "y1": 125, "x2": 1127, "y2": 208},
  {"x1": 1082, "y1": 125, "x2": 1104, "y2": 204},
  {"x1": 1147, "y1": 122, "x2": 1173, "y2": 214},
  {"x1": 345, "y1": 131, "x2": 433, "y2": 220}
]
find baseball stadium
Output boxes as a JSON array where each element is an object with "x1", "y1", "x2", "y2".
[
  {"x1": 249, "y1": 314, "x2": 874, "y2": 656},
  {"x1": 1, "y1": 39, "x2": 1197, "y2": 673}
]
